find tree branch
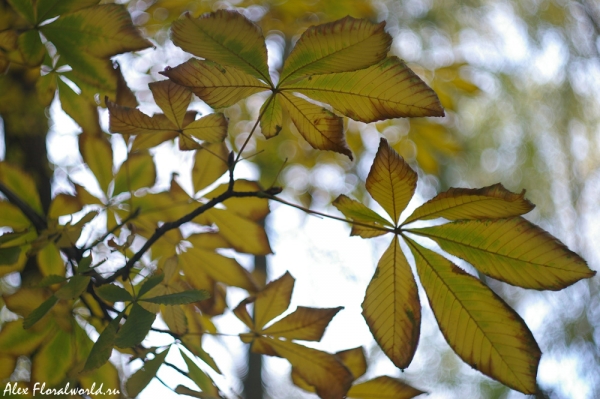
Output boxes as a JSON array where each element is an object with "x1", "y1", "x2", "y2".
[{"x1": 0, "y1": 182, "x2": 47, "y2": 232}]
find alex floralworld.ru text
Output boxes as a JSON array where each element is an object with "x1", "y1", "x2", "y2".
[{"x1": 3, "y1": 381, "x2": 120, "y2": 396}]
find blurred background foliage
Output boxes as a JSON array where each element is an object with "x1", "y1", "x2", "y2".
[{"x1": 1, "y1": 0, "x2": 599, "y2": 398}]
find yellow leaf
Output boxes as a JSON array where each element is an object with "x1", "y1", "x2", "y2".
[
  {"x1": 183, "y1": 113, "x2": 228, "y2": 144},
  {"x1": 0, "y1": 201, "x2": 32, "y2": 230},
  {"x1": 161, "y1": 304, "x2": 188, "y2": 335},
  {"x1": 261, "y1": 306, "x2": 342, "y2": 341},
  {"x1": 171, "y1": 10, "x2": 271, "y2": 84},
  {"x1": 0, "y1": 355, "x2": 16, "y2": 380},
  {"x1": 149, "y1": 80, "x2": 192, "y2": 129},
  {"x1": 254, "y1": 272, "x2": 294, "y2": 330},
  {"x1": 205, "y1": 208, "x2": 272, "y2": 255},
  {"x1": 186, "y1": 232, "x2": 231, "y2": 250},
  {"x1": 0, "y1": 162, "x2": 44, "y2": 215},
  {"x1": 281, "y1": 92, "x2": 351, "y2": 159},
  {"x1": 36, "y1": 243, "x2": 65, "y2": 277},
  {"x1": 233, "y1": 298, "x2": 255, "y2": 329},
  {"x1": 410, "y1": 218, "x2": 596, "y2": 290},
  {"x1": 205, "y1": 180, "x2": 269, "y2": 221},
  {"x1": 366, "y1": 138, "x2": 417, "y2": 224},
  {"x1": 112, "y1": 152, "x2": 156, "y2": 196},
  {"x1": 279, "y1": 16, "x2": 391, "y2": 84},
  {"x1": 179, "y1": 246, "x2": 259, "y2": 291},
  {"x1": 289, "y1": 57, "x2": 444, "y2": 122},
  {"x1": 347, "y1": 376, "x2": 424, "y2": 399},
  {"x1": 107, "y1": 99, "x2": 177, "y2": 136},
  {"x1": 0, "y1": 319, "x2": 51, "y2": 356},
  {"x1": 260, "y1": 93, "x2": 283, "y2": 138},
  {"x1": 335, "y1": 347, "x2": 367, "y2": 379},
  {"x1": 332, "y1": 194, "x2": 391, "y2": 238},
  {"x1": 260, "y1": 337, "x2": 353, "y2": 399},
  {"x1": 31, "y1": 328, "x2": 74, "y2": 386},
  {"x1": 192, "y1": 142, "x2": 229, "y2": 193},
  {"x1": 79, "y1": 134, "x2": 113, "y2": 195},
  {"x1": 362, "y1": 236, "x2": 420, "y2": 369},
  {"x1": 407, "y1": 239, "x2": 540, "y2": 394},
  {"x1": 48, "y1": 193, "x2": 84, "y2": 218},
  {"x1": 162, "y1": 59, "x2": 270, "y2": 108},
  {"x1": 403, "y1": 183, "x2": 534, "y2": 225},
  {"x1": 35, "y1": 0, "x2": 100, "y2": 24}
]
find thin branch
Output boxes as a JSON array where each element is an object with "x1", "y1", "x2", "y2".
[
  {"x1": 0, "y1": 182, "x2": 47, "y2": 231},
  {"x1": 82, "y1": 207, "x2": 141, "y2": 253}
]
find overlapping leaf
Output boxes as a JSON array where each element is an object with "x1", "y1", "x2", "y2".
[
  {"x1": 330, "y1": 138, "x2": 594, "y2": 393},
  {"x1": 163, "y1": 11, "x2": 442, "y2": 159},
  {"x1": 107, "y1": 80, "x2": 227, "y2": 151}
]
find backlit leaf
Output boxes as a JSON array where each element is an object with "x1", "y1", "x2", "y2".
[
  {"x1": 179, "y1": 349, "x2": 220, "y2": 396},
  {"x1": 48, "y1": 193, "x2": 84, "y2": 218},
  {"x1": 18, "y1": 30, "x2": 45, "y2": 66},
  {"x1": 335, "y1": 347, "x2": 368, "y2": 379},
  {"x1": 107, "y1": 99, "x2": 177, "y2": 136},
  {"x1": 0, "y1": 320, "x2": 51, "y2": 355},
  {"x1": 254, "y1": 272, "x2": 295, "y2": 330},
  {"x1": 0, "y1": 162, "x2": 43, "y2": 215},
  {"x1": 83, "y1": 315, "x2": 121, "y2": 372},
  {"x1": 347, "y1": 376, "x2": 424, "y2": 399},
  {"x1": 162, "y1": 304, "x2": 187, "y2": 335},
  {"x1": 58, "y1": 78, "x2": 102, "y2": 136},
  {"x1": 261, "y1": 306, "x2": 342, "y2": 341},
  {"x1": 279, "y1": 16, "x2": 391, "y2": 84},
  {"x1": 114, "y1": 303, "x2": 156, "y2": 348},
  {"x1": 407, "y1": 239, "x2": 540, "y2": 394},
  {"x1": 366, "y1": 138, "x2": 416, "y2": 224},
  {"x1": 403, "y1": 184, "x2": 534, "y2": 225},
  {"x1": 183, "y1": 113, "x2": 228, "y2": 144},
  {"x1": 79, "y1": 134, "x2": 113, "y2": 194},
  {"x1": 260, "y1": 93, "x2": 283, "y2": 138},
  {"x1": 113, "y1": 152, "x2": 156, "y2": 196},
  {"x1": 289, "y1": 57, "x2": 444, "y2": 122},
  {"x1": 332, "y1": 194, "x2": 391, "y2": 238},
  {"x1": 192, "y1": 142, "x2": 229, "y2": 193},
  {"x1": 141, "y1": 290, "x2": 210, "y2": 305},
  {"x1": 281, "y1": 93, "x2": 351, "y2": 159},
  {"x1": 171, "y1": 10, "x2": 271, "y2": 83},
  {"x1": 162, "y1": 59, "x2": 270, "y2": 108},
  {"x1": 40, "y1": 4, "x2": 151, "y2": 92},
  {"x1": 362, "y1": 236, "x2": 420, "y2": 369},
  {"x1": 31, "y1": 327, "x2": 73, "y2": 386},
  {"x1": 410, "y1": 218, "x2": 595, "y2": 290},
  {"x1": 205, "y1": 180, "x2": 269, "y2": 221},
  {"x1": 23, "y1": 295, "x2": 58, "y2": 329},
  {"x1": 138, "y1": 273, "x2": 165, "y2": 298},
  {"x1": 36, "y1": 243, "x2": 64, "y2": 276},
  {"x1": 35, "y1": 0, "x2": 100, "y2": 23},
  {"x1": 260, "y1": 337, "x2": 353, "y2": 399},
  {"x1": 205, "y1": 208, "x2": 272, "y2": 255},
  {"x1": 125, "y1": 347, "x2": 170, "y2": 397},
  {"x1": 149, "y1": 80, "x2": 192, "y2": 129}
]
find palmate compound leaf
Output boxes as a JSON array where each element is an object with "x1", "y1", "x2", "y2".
[
  {"x1": 233, "y1": 272, "x2": 352, "y2": 399},
  {"x1": 408, "y1": 218, "x2": 596, "y2": 290},
  {"x1": 165, "y1": 12, "x2": 441, "y2": 159},
  {"x1": 107, "y1": 80, "x2": 227, "y2": 151},
  {"x1": 331, "y1": 139, "x2": 593, "y2": 391},
  {"x1": 406, "y1": 239, "x2": 541, "y2": 394}
]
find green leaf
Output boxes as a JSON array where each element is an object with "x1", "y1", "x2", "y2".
[
  {"x1": 138, "y1": 273, "x2": 165, "y2": 298},
  {"x1": 18, "y1": 30, "x2": 45, "y2": 67},
  {"x1": 403, "y1": 183, "x2": 535, "y2": 225},
  {"x1": 57, "y1": 78, "x2": 102, "y2": 136},
  {"x1": 179, "y1": 348, "x2": 219, "y2": 395},
  {"x1": 7, "y1": 0, "x2": 35, "y2": 24},
  {"x1": 287, "y1": 57, "x2": 444, "y2": 122},
  {"x1": 409, "y1": 218, "x2": 596, "y2": 290},
  {"x1": 55, "y1": 274, "x2": 91, "y2": 300},
  {"x1": 0, "y1": 162, "x2": 44, "y2": 215},
  {"x1": 125, "y1": 347, "x2": 170, "y2": 397},
  {"x1": 114, "y1": 303, "x2": 156, "y2": 348},
  {"x1": 141, "y1": 290, "x2": 210, "y2": 305},
  {"x1": 95, "y1": 284, "x2": 133, "y2": 303},
  {"x1": 79, "y1": 134, "x2": 113, "y2": 195},
  {"x1": 23, "y1": 295, "x2": 58, "y2": 329},
  {"x1": 35, "y1": 0, "x2": 100, "y2": 23},
  {"x1": 279, "y1": 16, "x2": 391, "y2": 84},
  {"x1": 407, "y1": 239, "x2": 540, "y2": 394},
  {"x1": 83, "y1": 315, "x2": 122, "y2": 372},
  {"x1": 171, "y1": 10, "x2": 271, "y2": 84},
  {"x1": 0, "y1": 246, "x2": 21, "y2": 266},
  {"x1": 78, "y1": 256, "x2": 93, "y2": 274}
]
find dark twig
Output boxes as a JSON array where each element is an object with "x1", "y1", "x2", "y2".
[{"x1": 0, "y1": 182, "x2": 47, "y2": 232}]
